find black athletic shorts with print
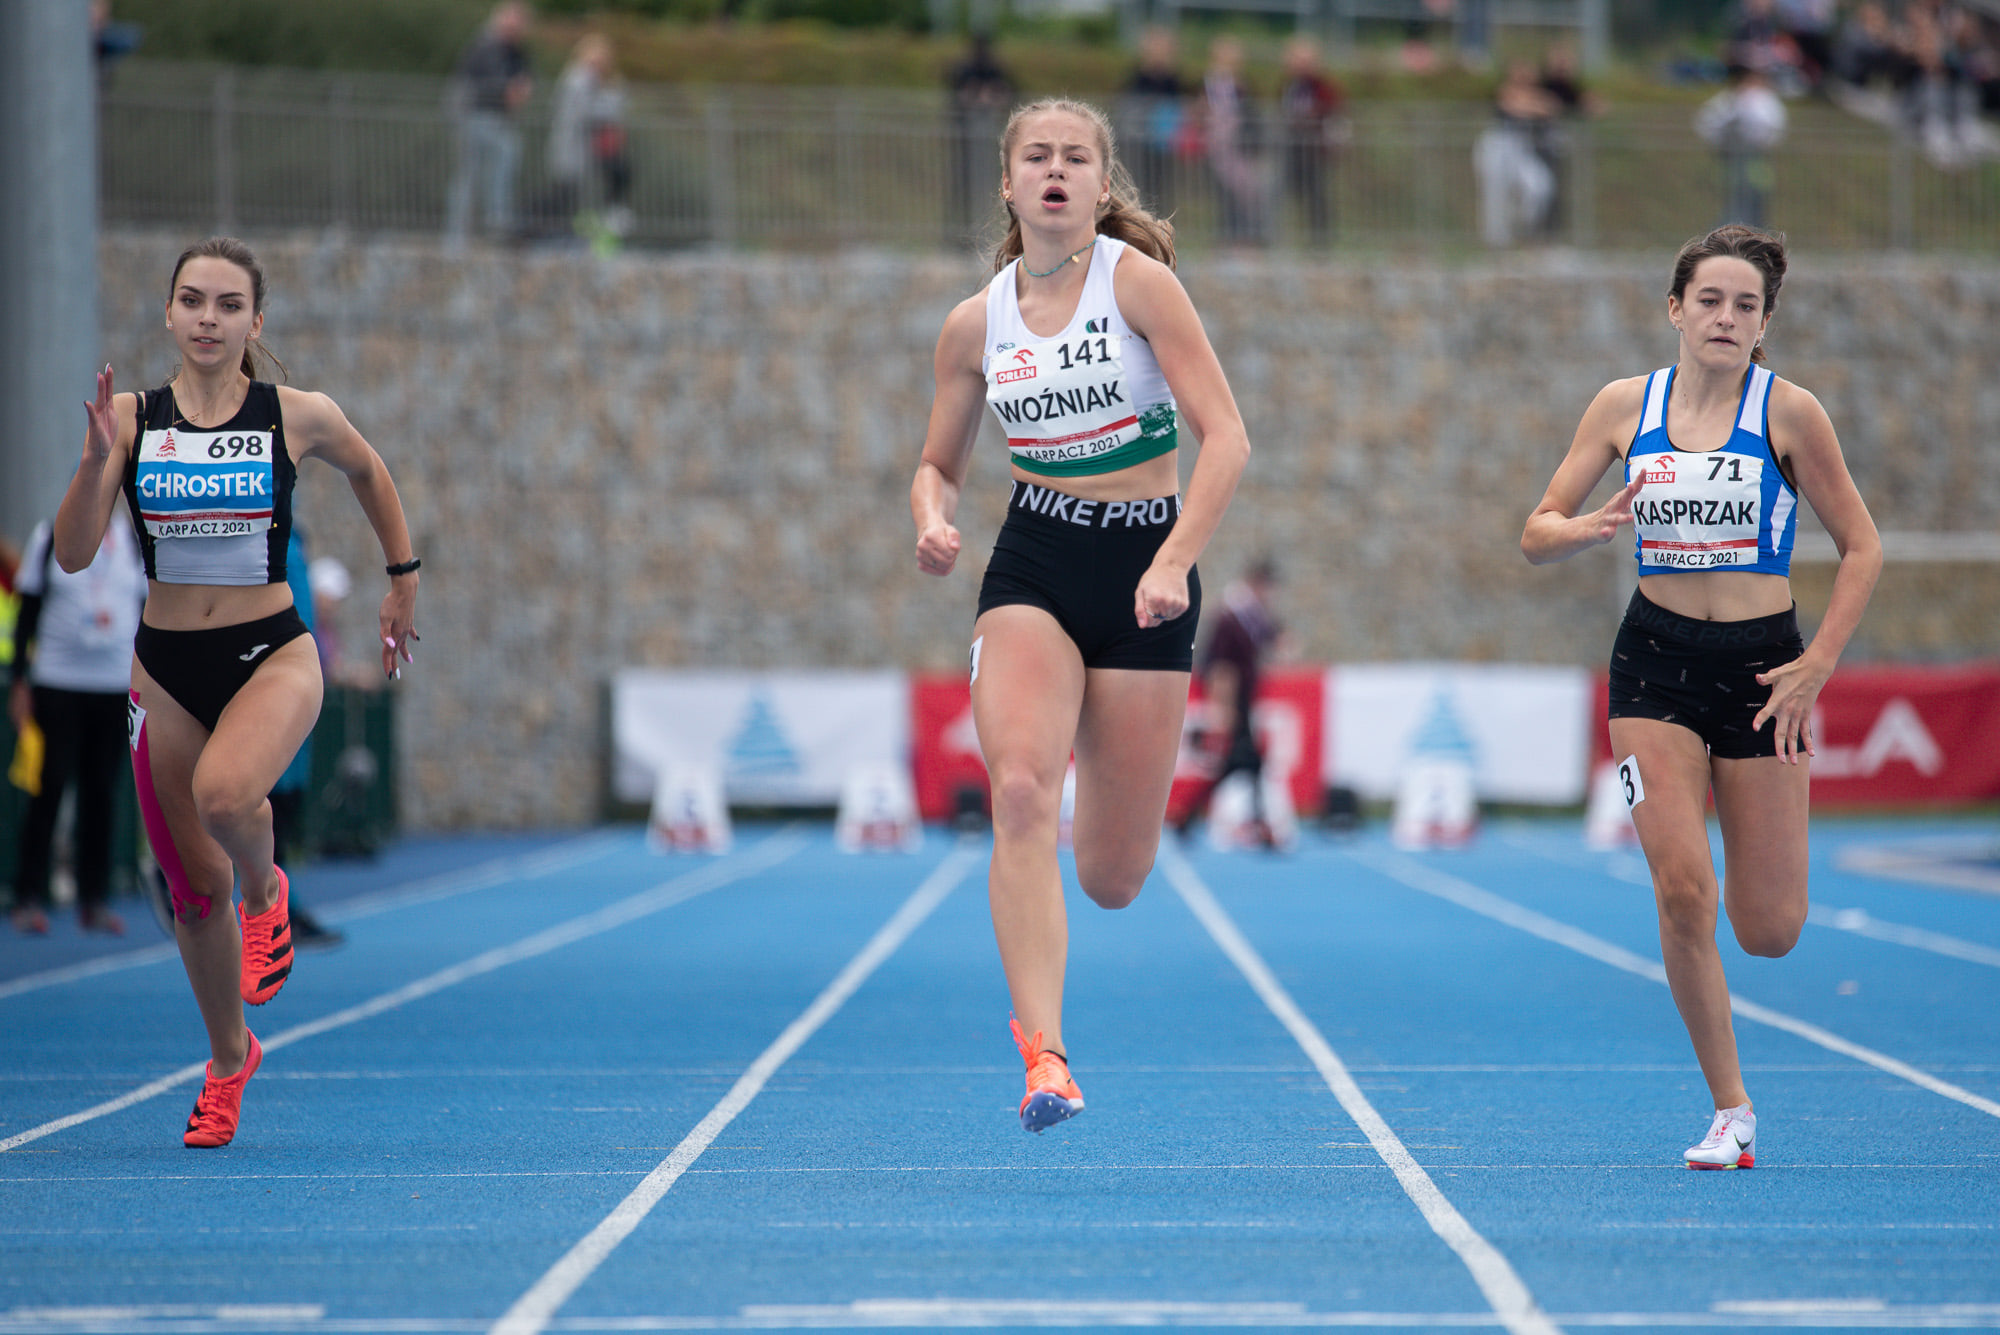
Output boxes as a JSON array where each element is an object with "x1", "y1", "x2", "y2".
[
  {"x1": 1607, "y1": 588, "x2": 1804, "y2": 760},
  {"x1": 976, "y1": 480, "x2": 1201, "y2": 672}
]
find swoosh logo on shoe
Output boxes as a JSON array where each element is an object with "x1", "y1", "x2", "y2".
[
  {"x1": 239, "y1": 644, "x2": 272, "y2": 663},
  {"x1": 1734, "y1": 1134, "x2": 1752, "y2": 1151}
]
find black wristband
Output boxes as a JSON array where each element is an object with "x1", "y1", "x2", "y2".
[{"x1": 386, "y1": 558, "x2": 422, "y2": 577}]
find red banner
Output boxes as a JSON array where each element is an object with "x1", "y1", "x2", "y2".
[
  {"x1": 909, "y1": 667, "x2": 1326, "y2": 823},
  {"x1": 909, "y1": 675, "x2": 989, "y2": 823},
  {"x1": 1591, "y1": 663, "x2": 2000, "y2": 804}
]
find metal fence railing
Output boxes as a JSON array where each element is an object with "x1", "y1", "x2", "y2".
[{"x1": 101, "y1": 62, "x2": 2000, "y2": 254}]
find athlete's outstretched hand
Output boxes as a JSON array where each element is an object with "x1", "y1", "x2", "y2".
[
  {"x1": 1581, "y1": 474, "x2": 1644, "y2": 547},
  {"x1": 916, "y1": 521, "x2": 962, "y2": 578},
  {"x1": 379, "y1": 584, "x2": 418, "y2": 681},
  {"x1": 1133, "y1": 560, "x2": 1190, "y2": 629},
  {"x1": 83, "y1": 365, "x2": 119, "y2": 465},
  {"x1": 1752, "y1": 651, "x2": 1830, "y2": 765}
]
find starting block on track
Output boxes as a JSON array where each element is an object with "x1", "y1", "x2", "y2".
[
  {"x1": 647, "y1": 763, "x2": 733, "y2": 854},
  {"x1": 1391, "y1": 758, "x2": 1478, "y2": 850},
  {"x1": 835, "y1": 762, "x2": 924, "y2": 853},
  {"x1": 1204, "y1": 770, "x2": 1299, "y2": 852}
]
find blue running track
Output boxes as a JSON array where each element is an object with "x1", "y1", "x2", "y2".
[{"x1": 2, "y1": 817, "x2": 1997, "y2": 1333}]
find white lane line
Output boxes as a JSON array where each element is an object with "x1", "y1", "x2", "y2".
[
  {"x1": 489, "y1": 842, "x2": 981, "y2": 1335},
  {"x1": 1837, "y1": 841, "x2": 2000, "y2": 897},
  {"x1": 6, "y1": 1303, "x2": 2000, "y2": 1332},
  {"x1": 0, "y1": 941, "x2": 181, "y2": 1003},
  {"x1": 0, "y1": 833, "x2": 630, "y2": 1004},
  {"x1": 1161, "y1": 849, "x2": 1563, "y2": 1335},
  {"x1": 11, "y1": 1158, "x2": 1994, "y2": 1190},
  {"x1": 0, "y1": 833, "x2": 805, "y2": 1154},
  {"x1": 1345, "y1": 846, "x2": 2000, "y2": 1122},
  {"x1": 1506, "y1": 826, "x2": 2000, "y2": 966},
  {"x1": 1811, "y1": 905, "x2": 2000, "y2": 969}
]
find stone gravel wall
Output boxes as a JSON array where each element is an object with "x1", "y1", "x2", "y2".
[{"x1": 98, "y1": 233, "x2": 2000, "y2": 826}]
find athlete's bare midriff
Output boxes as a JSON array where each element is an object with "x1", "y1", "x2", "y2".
[
  {"x1": 1637, "y1": 569, "x2": 1794, "y2": 622},
  {"x1": 141, "y1": 580, "x2": 296, "y2": 632}
]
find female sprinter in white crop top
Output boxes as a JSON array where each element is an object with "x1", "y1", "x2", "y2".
[
  {"x1": 911, "y1": 98, "x2": 1251, "y2": 1133},
  {"x1": 53, "y1": 236, "x2": 420, "y2": 1148},
  {"x1": 1522, "y1": 225, "x2": 1880, "y2": 1170}
]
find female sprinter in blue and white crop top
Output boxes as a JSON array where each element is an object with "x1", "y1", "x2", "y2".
[
  {"x1": 53, "y1": 236, "x2": 421, "y2": 1148},
  {"x1": 1522, "y1": 226, "x2": 1881, "y2": 1170},
  {"x1": 911, "y1": 98, "x2": 1251, "y2": 1133}
]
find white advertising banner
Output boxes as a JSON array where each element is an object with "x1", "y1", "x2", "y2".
[
  {"x1": 612, "y1": 670, "x2": 909, "y2": 807},
  {"x1": 1325, "y1": 663, "x2": 1593, "y2": 805}
]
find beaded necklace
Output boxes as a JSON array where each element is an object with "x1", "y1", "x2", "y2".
[{"x1": 1022, "y1": 237, "x2": 1097, "y2": 279}]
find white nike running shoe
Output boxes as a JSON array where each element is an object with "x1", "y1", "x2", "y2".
[{"x1": 1685, "y1": 1104, "x2": 1756, "y2": 1170}]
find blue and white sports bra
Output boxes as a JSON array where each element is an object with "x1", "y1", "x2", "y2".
[{"x1": 1624, "y1": 364, "x2": 1798, "y2": 577}]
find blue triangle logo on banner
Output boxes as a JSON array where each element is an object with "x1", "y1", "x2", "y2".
[{"x1": 726, "y1": 693, "x2": 802, "y2": 778}]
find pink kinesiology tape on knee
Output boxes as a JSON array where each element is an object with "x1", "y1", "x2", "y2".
[{"x1": 129, "y1": 690, "x2": 209, "y2": 922}]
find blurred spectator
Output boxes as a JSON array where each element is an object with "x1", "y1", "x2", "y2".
[
  {"x1": 1280, "y1": 36, "x2": 1348, "y2": 247},
  {"x1": 309, "y1": 556, "x2": 362, "y2": 686},
  {"x1": 1124, "y1": 27, "x2": 1188, "y2": 216},
  {"x1": 0, "y1": 538, "x2": 19, "y2": 698},
  {"x1": 1696, "y1": 62, "x2": 1787, "y2": 226},
  {"x1": 1900, "y1": 3, "x2": 2000, "y2": 167},
  {"x1": 271, "y1": 530, "x2": 342, "y2": 948},
  {"x1": 1475, "y1": 59, "x2": 1559, "y2": 246},
  {"x1": 1776, "y1": 0, "x2": 1837, "y2": 88},
  {"x1": 1400, "y1": 0, "x2": 1454, "y2": 74},
  {"x1": 1176, "y1": 559, "x2": 1285, "y2": 842},
  {"x1": 547, "y1": 32, "x2": 632, "y2": 251},
  {"x1": 90, "y1": 0, "x2": 142, "y2": 89},
  {"x1": 1458, "y1": 0, "x2": 1494, "y2": 69},
  {"x1": 445, "y1": 1, "x2": 535, "y2": 247},
  {"x1": 946, "y1": 33, "x2": 1015, "y2": 243},
  {"x1": 1534, "y1": 42, "x2": 1603, "y2": 239},
  {"x1": 1830, "y1": 0, "x2": 1913, "y2": 116},
  {"x1": 8, "y1": 517, "x2": 146, "y2": 936},
  {"x1": 1728, "y1": 0, "x2": 1808, "y2": 93},
  {"x1": 1198, "y1": 37, "x2": 1268, "y2": 248}
]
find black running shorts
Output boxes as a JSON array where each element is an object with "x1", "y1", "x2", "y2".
[
  {"x1": 134, "y1": 605, "x2": 312, "y2": 733},
  {"x1": 976, "y1": 480, "x2": 1200, "y2": 672},
  {"x1": 1607, "y1": 588, "x2": 1804, "y2": 760}
]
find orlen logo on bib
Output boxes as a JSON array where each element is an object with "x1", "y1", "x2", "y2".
[{"x1": 995, "y1": 349, "x2": 1037, "y2": 385}]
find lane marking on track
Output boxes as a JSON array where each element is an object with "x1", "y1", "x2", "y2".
[
  {"x1": 1161, "y1": 848, "x2": 1563, "y2": 1335},
  {"x1": 1810, "y1": 905, "x2": 2000, "y2": 969},
  {"x1": 1504, "y1": 825, "x2": 2000, "y2": 968},
  {"x1": 0, "y1": 833, "x2": 631, "y2": 1004},
  {"x1": 11, "y1": 1305, "x2": 2000, "y2": 1331},
  {"x1": 1346, "y1": 846, "x2": 2000, "y2": 1122},
  {"x1": 0, "y1": 832, "x2": 805, "y2": 1154},
  {"x1": 489, "y1": 842, "x2": 981, "y2": 1335},
  {"x1": 10, "y1": 1158, "x2": 1996, "y2": 1190}
]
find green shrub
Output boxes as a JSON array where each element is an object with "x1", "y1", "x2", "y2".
[{"x1": 111, "y1": 0, "x2": 495, "y2": 74}]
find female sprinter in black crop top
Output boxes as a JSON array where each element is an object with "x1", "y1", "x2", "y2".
[
  {"x1": 911, "y1": 99, "x2": 1251, "y2": 1133},
  {"x1": 53, "y1": 236, "x2": 420, "y2": 1148}
]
